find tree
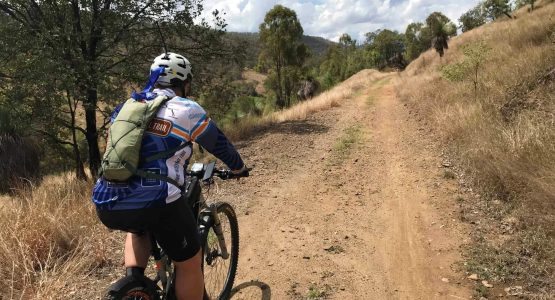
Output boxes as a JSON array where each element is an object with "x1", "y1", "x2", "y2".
[
  {"x1": 365, "y1": 29, "x2": 405, "y2": 68},
  {"x1": 514, "y1": 0, "x2": 535, "y2": 11},
  {"x1": 0, "y1": 0, "x2": 229, "y2": 178},
  {"x1": 426, "y1": 12, "x2": 457, "y2": 57},
  {"x1": 339, "y1": 33, "x2": 356, "y2": 49},
  {"x1": 259, "y1": 5, "x2": 307, "y2": 108},
  {"x1": 404, "y1": 22, "x2": 432, "y2": 61},
  {"x1": 483, "y1": 0, "x2": 513, "y2": 20},
  {"x1": 459, "y1": 4, "x2": 487, "y2": 32}
]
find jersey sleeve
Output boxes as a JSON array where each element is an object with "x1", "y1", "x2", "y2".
[
  {"x1": 194, "y1": 119, "x2": 245, "y2": 171},
  {"x1": 195, "y1": 119, "x2": 245, "y2": 170}
]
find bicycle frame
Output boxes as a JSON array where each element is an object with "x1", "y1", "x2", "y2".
[{"x1": 149, "y1": 163, "x2": 232, "y2": 299}]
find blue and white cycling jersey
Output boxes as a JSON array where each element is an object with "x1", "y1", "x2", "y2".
[{"x1": 92, "y1": 88, "x2": 244, "y2": 210}]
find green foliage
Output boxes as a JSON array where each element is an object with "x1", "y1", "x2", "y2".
[
  {"x1": 0, "y1": 0, "x2": 232, "y2": 178},
  {"x1": 333, "y1": 125, "x2": 362, "y2": 162},
  {"x1": 339, "y1": 33, "x2": 356, "y2": 48},
  {"x1": 514, "y1": 0, "x2": 536, "y2": 10},
  {"x1": 404, "y1": 22, "x2": 432, "y2": 61},
  {"x1": 441, "y1": 41, "x2": 491, "y2": 99},
  {"x1": 426, "y1": 12, "x2": 457, "y2": 57},
  {"x1": 258, "y1": 5, "x2": 308, "y2": 108},
  {"x1": 441, "y1": 62, "x2": 468, "y2": 82},
  {"x1": 365, "y1": 29, "x2": 405, "y2": 67},
  {"x1": 459, "y1": 4, "x2": 487, "y2": 32},
  {"x1": 483, "y1": 0, "x2": 513, "y2": 20}
]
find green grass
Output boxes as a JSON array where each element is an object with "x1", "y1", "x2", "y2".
[
  {"x1": 306, "y1": 284, "x2": 328, "y2": 299},
  {"x1": 328, "y1": 125, "x2": 363, "y2": 166},
  {"x1": 366, "y1": 95, "x2": 376, "y2": 106},
  {"x1": 333, "y1": 125, "x2": 362, "y2": 157},
  {"x1": 373, "y1": 77, "x2": 391, "y2": 87}
]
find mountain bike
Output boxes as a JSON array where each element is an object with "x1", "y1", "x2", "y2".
[{"x1": 103, "y1": 161, "x2": 249, "y2": 300}]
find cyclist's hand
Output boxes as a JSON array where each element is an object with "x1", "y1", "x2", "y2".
[{"x1": 231, "y1": 165, "x2": 250, "y2": 177}]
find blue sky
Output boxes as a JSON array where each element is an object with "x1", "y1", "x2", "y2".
[{"x1": 200, "y1": 0, "x2": 481, "y2": 42}]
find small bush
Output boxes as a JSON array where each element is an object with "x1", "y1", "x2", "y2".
[{"x1": 0, "y1": 133, "x2": 41, "y2": 193}]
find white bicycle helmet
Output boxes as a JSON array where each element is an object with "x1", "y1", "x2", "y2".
[{"x1": 150, "y1": 52, "x2": 192, "y2": 86}]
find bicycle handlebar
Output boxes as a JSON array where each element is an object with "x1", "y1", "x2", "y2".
[
  {"x1": 187, "y1": 161, "x2": 252, "y2": 182},
  {"x1": 213, "y1": 168, "x2": 252, "y2": 180}
]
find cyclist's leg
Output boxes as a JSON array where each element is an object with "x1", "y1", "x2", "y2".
[
  {"x1": 97, "y1": 207, "x2": 156, "y2": 271},
  {"x1": 173, "y1": 250, "x2": 204, "y2": 300},
  {"x1": 153, "y1": 197, "x2": 202, "y2": 300},
  {"x1": 124, "y1": 232, "x2": 151, "y2": 268}
]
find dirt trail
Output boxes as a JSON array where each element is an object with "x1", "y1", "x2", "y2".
[{"x1": 215, "y1": 73, "x2": 472, "y2": 299}]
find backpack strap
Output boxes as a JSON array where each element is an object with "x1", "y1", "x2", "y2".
[
  {"x1": 122, "y1": 161, "x2": 183, "y2": 188},
  {"x1": 142, "y1": 141, "x2": 192, "y2": 163}
]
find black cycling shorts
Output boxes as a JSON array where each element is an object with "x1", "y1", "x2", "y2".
[{"x1": 97, "y1": 197, "x2": 200, "y2": 262}]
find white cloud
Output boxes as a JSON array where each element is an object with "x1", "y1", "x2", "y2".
[{"x1": 199, "y1": 0, "x2": 481, "y2": 42}]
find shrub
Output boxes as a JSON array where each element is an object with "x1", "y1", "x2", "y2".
[{"x1": 0, "y1": 133, "x2": 41, "y2": 193}]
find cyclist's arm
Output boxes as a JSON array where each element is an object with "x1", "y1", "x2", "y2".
[{"x1": 194, "y1": 119, "x2": 245, "y2": 171}]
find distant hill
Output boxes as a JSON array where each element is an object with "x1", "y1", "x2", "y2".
[
  {"x1": 226, "y1": 32, "x2": 336, "y2": 67},
  {"x1": 301, "y1": 35, "x2": 336, "y2": 55}
]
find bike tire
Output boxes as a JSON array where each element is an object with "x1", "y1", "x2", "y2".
[
  {"x1": 202, "y1": 202, "x2": 239, "y2": 300},
  {"x1": 103, "y1": 275, "x2": 161, "y2": 300}
]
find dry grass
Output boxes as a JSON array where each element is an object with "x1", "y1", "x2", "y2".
[
  {"x1": 397, "y1": 1, "x2": 555, "y2": 296},
  {"x1": 225, "y1": 69, "x2": 387, "y2": 141},
  {"x1": 0, "y1": 173, "x2": 115, "y2": 299},
  {"x1": 242, "y1": 69, "x2": 268, "y2": 95}
]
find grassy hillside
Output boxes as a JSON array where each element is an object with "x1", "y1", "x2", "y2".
[{"x1": 397, "y1": 1, "x2": 554, "y2": 297}]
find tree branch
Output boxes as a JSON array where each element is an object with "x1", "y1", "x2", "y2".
[
  {"x1": 70, "y1": 0, "x2": 88, "y2": 59},
  {"x1": 35, "y1": 129, "x2": 75, "y2": 147},
  {"x1": 97, "y1": 0, "x2": 156, "y2": 56},
  {"x1": 0, "y1": 2, "x2": 27, "y2": 24}
]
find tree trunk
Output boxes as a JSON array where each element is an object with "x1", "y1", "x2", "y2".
[
  {"x1": 68, "y1": 93, "x2": 87, "y2": 180},
  {"x1": 85, "y1": 87, "x2": 101, "y2": 178},
  {"x1": 72, "y1": 134, "x2": 87, "y2": 180},
  {"x1": 275, "y1": 60, "x2": 284, "y2": 108}
]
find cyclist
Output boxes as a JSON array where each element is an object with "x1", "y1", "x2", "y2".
[{"x1": 92, "y1": 52, "x2": 248, "y2": 300}]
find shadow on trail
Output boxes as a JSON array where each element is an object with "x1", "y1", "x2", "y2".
[
  {"x1": 266, "y1": 120, "x2": 329, "y2": 136},
  {"x1": 237, "y1": 120, "x2": 330, "y2": 146},
  {"x1": 230, "y1": 280, "x2": 271, "y2": 300}
]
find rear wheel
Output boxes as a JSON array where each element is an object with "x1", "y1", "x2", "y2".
[
  {"x1": 103, "y1": 275, "x2": 160, "y2": 300},
  {"x1": 202, "y1": 202, "x2": 239, "y2": 300}
]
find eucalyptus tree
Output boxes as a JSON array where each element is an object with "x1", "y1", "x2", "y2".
[
  {"x1": 404, "y1": 22, "x2": 431, "y2": 61},
  {"x1": 483, "y1": 0, "x2": 513, "y2": 20},
  {"x1": 259, "y1": 5, "x2": 308, "y2": 108},
  {"x1": 515, "y1": 0, "x2": 535, "y2": 11},
  {"x1": 0, "y1": 0, "x2": 229, "y2": 178},
  {"x1": 459, "y1": 4, "x2": 487, "y2": 32}
]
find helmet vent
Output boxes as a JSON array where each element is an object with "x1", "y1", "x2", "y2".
[
  {"x1": 176, "y1": 72, "x2": 184, "y2": 77},
  {"x1": 178, "y1": 64, "x2": 187, "y2": 69},
  {"x1": 176, "y1": 56, "x2": 184, "y2": 60},
  {"x1": 161, "y1": 57, "x2": 170, "y2": 60},
  {"x1": 159, "y1": 64, "x2": 169, "y2": 68}
]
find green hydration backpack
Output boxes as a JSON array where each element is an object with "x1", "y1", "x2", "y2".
[{"x1": 100, "y1": 95, "x2": 190, "y2": 187}]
